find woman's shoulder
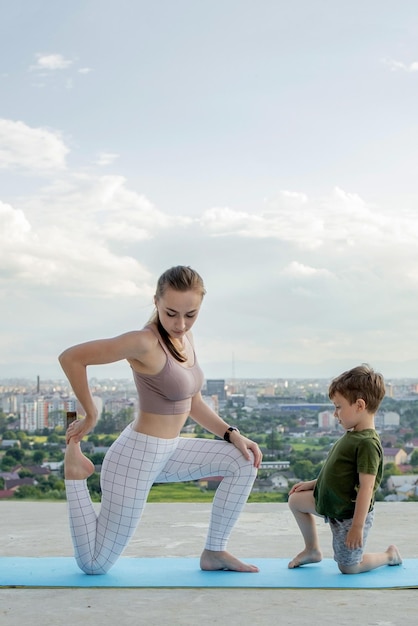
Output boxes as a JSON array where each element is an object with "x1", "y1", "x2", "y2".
[
  {"x1": 135, "y1": 325, "x2": 160, "y2": 349},
  {"x1": 117, "y1": 327, "x2": 159, "y2": 362}
]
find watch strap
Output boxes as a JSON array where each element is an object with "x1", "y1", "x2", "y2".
[{"x1": 223, "y1": 426, "x2": 239, "y2": 442}]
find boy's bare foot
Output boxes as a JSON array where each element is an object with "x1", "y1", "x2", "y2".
[
  {"x1": 288, "y1": 548, "x2": 322, "y2": 569},
  {"x1": 64, "y1": 440, "x2": 95, "y2": 480},
  {"x1": 200, "y1": 549, "x2": 259, "y2": 572},
  {"x1": 387, "y1": 545, "x2": 402, "y2": 566}
]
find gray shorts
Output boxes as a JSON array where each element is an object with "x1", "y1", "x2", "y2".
[{"x1": 327, "y1": 509, "x2": 374, "y2": 567}]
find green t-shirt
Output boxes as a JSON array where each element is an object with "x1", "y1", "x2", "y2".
[{"x1": 314, "y1": 429, "x2": 383, "y2": 520}]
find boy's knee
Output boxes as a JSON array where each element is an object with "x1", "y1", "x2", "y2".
[
  {"x1": 287, "y1": 492, "x2": 297, "y2": 511},
  {"x1": 337, "y1": 562, "x2": 360, "y2": 575}
]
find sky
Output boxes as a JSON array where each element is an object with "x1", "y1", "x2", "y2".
[{"x1": 1, "y1": 0, "x2": 418, "y2": 382}]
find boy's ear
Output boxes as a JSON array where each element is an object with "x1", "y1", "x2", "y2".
[{"x1": 356, "y1": 398, "x2": 366, "y2": 411}]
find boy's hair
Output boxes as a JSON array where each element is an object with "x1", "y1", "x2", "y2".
[{"x1": 328, "y1": 364, "x2": 385, "y2": 413}]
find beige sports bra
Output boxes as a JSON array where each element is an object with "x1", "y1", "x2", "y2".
[{"x1": 132, "y1": 325, "x2": 204, "y2": 415}]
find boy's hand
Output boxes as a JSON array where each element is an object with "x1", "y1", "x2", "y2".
[
  {"x1": 288, "y1": 479, "x2": 316, "y2": 495},
  {"x1": 345, "y1": 524, "x2": 363, "y2": 550}
]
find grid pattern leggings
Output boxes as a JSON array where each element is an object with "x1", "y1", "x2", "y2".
[{"x1": 65, "y1": 425, "x2": 257, "y2": 574}]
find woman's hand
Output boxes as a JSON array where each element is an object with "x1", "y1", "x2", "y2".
[
  {"x1": 188, "y1": 393, "x2": 262, "y2": 467},
  {"x1": 230, "y1": 431, "x2": 263, "y2": 468},
  {"x1": 66, "y1": 416, "x2": 95, "y2": 444}
]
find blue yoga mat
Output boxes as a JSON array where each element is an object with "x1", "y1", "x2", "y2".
[{"x1": 0, "y1": 557, "x2": 416, "y2": 589}]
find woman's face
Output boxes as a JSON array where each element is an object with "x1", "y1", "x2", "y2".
[{"x1": 155, "y1": 287, "x2": 203, "y2": 339}]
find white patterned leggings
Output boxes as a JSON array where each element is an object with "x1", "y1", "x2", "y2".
[{"x1": 65, "y1": 425, "x2": 257, "y2": 574}]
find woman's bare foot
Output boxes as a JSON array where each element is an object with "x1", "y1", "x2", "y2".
[
  {"x1": 200, "y1": 549, "x2": 259, "y2": 572},
  {"x1": 288, "y1": 548, "x2": 322, "y2": 569},
  {"x1": 387, "y1": 545, "x2": 402, "y2": 566},
  {"x1": 64, "y1": 440, "x2": 95, "y2": 480}
]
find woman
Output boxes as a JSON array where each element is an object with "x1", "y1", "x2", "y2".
[{"x1": 61, "y1": 265, "x2": 262, "y2": 575}]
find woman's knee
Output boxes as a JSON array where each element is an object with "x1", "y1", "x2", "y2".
[
  {"x1": 234, "y1": 448, "x2": 257, "y2": 478},
  {"x1": 76, "y1": 559, "x2": 111, "y2": 576}
]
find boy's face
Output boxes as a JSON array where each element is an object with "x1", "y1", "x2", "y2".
[{"x1": 331, "y1": 392, "x2": 365, "y2": 431}]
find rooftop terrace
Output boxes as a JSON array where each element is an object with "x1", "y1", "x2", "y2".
[{"x1": 1, "y1": 501, "x2": 417, "y2": 625}]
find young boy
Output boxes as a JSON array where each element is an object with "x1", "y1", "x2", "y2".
[{"x1": 287, "y1": 364, "x2": 402, "y2": 574}]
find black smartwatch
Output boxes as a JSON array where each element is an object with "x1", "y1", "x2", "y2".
[{"x1": 223, "y1": 426, "x2": 239, "y2": 442}]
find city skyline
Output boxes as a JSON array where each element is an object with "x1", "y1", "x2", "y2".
[
  {"x1": 2, "y1": 3, "x2": 418, "y2": 380},
  {"x1": 1, "y1": 373, "x2": 418, "y2": 391}
]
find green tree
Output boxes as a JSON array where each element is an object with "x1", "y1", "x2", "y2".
[
  {"x1": 94, "y1": 411, "x2": 117, "y2": 434},
  {"x1": 381, "y1": 462, "x2": 402, "y2": 489},
  {"x1": 410, "y1": 450, "x2": 418, "y2": 467},
  {"x1": 14, "y1": 485, "x2": 40, "y2": 499},
  {"x1": 15, "y1": 431, "x2": 28, "y2": 443},
  {"x1": 33, "y1": 450, "x2": 46, "y2": 464},
  {"x1": 87, "y1": 473, "x2": 102, "y2": 500},
  {"x1": 89, "y1": 452, "x2": 105, "y2": 466},
  {"x1": 114, "y1": 407, "x2": 134, "y2": 431},
  {"x1": 2, "y1": 431, "x2": 18, "y2": 440},
  {"x1": 0, "y1": 412, "x2": 8, "y2": 433},
  {"x1": 5, "y1": 448, "x2": 25, "y2": 462},
  {"x1": 18, "y1": 469, "x2": 34, "y2": 478},
  {"x1": 1, "y1": 455, "x2": 17, "y2": 471},
  {"x1": 292, "y1": 459, "x2": 318, "y2": 481},
  {"x1": 47, "y1": 433, "x2": 61, "y2": 444},
  {"x1": 101, "y1": 435, "x2": 117, "y2": 447}
]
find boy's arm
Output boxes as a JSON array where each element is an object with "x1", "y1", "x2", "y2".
[{"x1": 345, "y1": 472, "x2": 375, "y2": 550}]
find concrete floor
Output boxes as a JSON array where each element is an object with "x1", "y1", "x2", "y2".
[{"x1": 1, "y1": 501, "x2": 417, "y2": 626}]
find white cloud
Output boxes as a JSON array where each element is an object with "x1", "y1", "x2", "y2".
[
  {"x1": 2, "y1": 168, "x2": 418, "y2": 377},
  {"x1": 0, "y1": 165, "x2": 178, "y2": 299},
  {"x1": 281, "y1": 261, "x2": 333, "y2": 278},
  {"x1": 2, "y1": 3, "x2": 418, "y2": 379},
  {"x1": 0, "y1": 200, "x2": 31, "y2": 244},
  {"x1": 23, "y1": 173, "x2": 171, "y2": 235},
  {"x1": 0, "y1": 119, "x2": 68, "y2": 171},
  {"x1": 3, "y1": 145, "x2": 417, "y2": 314},
  {"x1": 277, "y1": 190, "x2": 308, "y2": 204},
  {"x1": 2, "y1": 119, "x2": 418, "y2": 377},
  {"x1": 199, "y1": 187, "x2": 397, "y2": 251},
  {"x1": 200, "y1": 206, "x2": 261, "y2": 235},
  {"x1": 95, "y1": 152, "x2": 120, "y2": 166},
  {"x1": 31, "y1": 53, "x2": 73, "y2": 71},
  {"x1": 0, "y1": 198, "x2": 154, "y2": 298},
  {"x1": 383, "y1": 58, "x2": 418, "y2": 72}
]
